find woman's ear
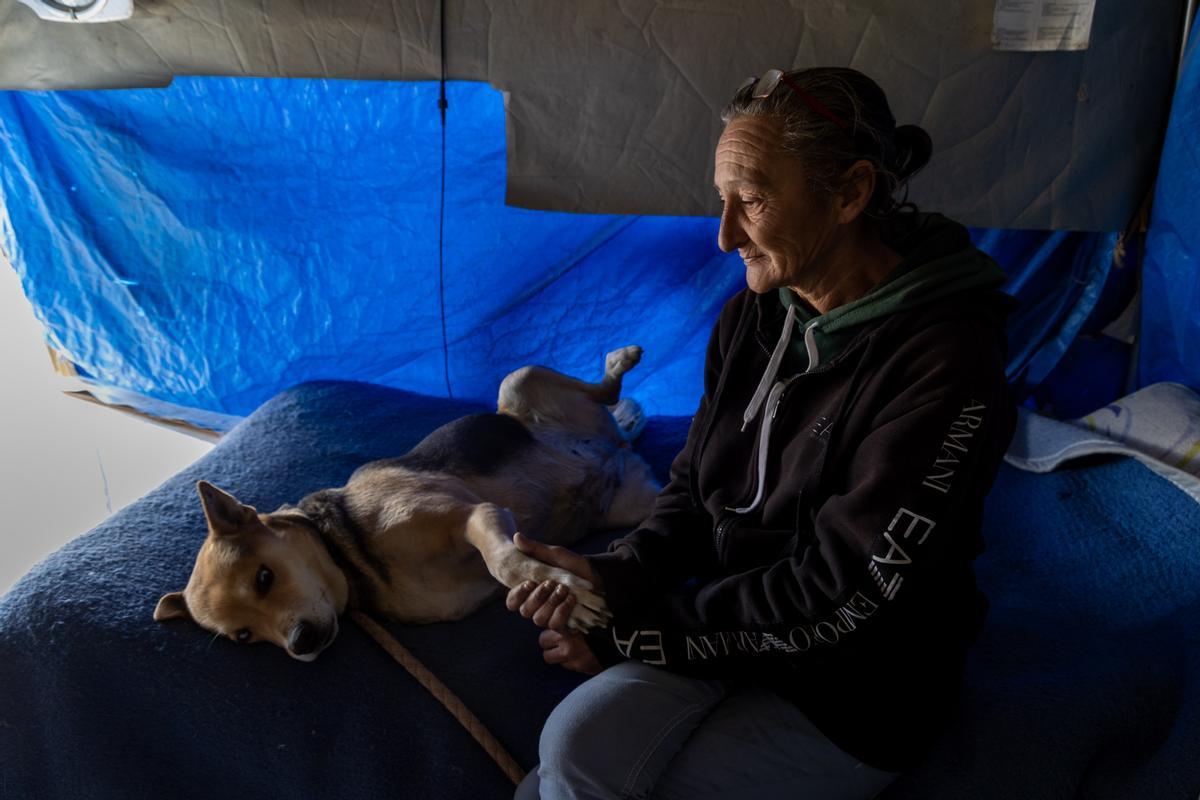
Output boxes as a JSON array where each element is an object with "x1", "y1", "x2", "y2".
[{"x1": 835, "y1": 159, "x2": 877, "y2": 224}]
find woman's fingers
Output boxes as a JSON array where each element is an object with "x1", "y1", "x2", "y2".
[
  {"x1": 513, "y1": 532, "x2": 557, "y2": 562},
  {"x1": 545, "y1": 593, "x2": 576, "y2": 631},
  {"x1": 506, "y1": 570, "x2": 596, "y2": 631},
  {"x1": 539, "y1": 629, "x2": 577, "y2": 666},
  {"x1": 540, "y1": 630, "x2": 569, "y2": 664},
  {"x1": 513, "y1": 532, "x2": 543, "y2": 556},
  {"x1": 539, "y1": 629, "x2": 603, "y2": 674},
  {"x1": 529, "y1": 584, "x2": 571, "y2": 627},
  {"x1": 514, "y1": 579, "x2": 571, "y2": 625},
  {"x1": 516, "y1": 580, "x2": 554, "y2": 616},
  {"x1": 513, "y1": 533, "x2": 597, "y2": 587},
  {"x1": 505, "y1": 581, "x2": 535, "y2": 612}
]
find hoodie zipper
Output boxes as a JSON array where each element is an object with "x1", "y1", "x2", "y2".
[
  {"x1": 688, "y1": 296, "x2": 758, "y2": 507},
  {"x1": 713, "y1": 514, "x2": 739, "y2": 556}
]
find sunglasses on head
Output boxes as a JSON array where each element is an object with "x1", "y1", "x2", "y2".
[{"x1": 741, "y1": 69, "x2": 850, "y2": 131}]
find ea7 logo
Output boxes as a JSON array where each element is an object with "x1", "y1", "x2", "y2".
[
  {"x1": 612, "y1": 628, "x2": 667, "y2": 665},
  {"x1": 870, "y1": 507, "x2": 937, "y2": 601},
  {"x1": 872, "y1": 507, "x2": 936, "y2": 566}
]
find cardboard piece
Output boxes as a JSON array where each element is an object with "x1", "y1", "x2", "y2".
[{"x1": 0, "y1": 0, "x2": 1184, "y2": 230}]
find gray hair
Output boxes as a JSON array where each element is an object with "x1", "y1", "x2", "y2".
[{"x1": 720, "y1": 67, "x2": 932, "y2": 222}]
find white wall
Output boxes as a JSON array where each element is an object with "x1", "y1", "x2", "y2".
[{"x1": 0, "y1": 262, "x2": 213, "y2": 595}]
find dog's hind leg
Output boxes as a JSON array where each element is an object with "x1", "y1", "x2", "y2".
[
  {"x1": 465, "y1": 502, "x2": 611, "y2": 632},
  {"x1": 497, "y1": 346, "x2": 643, "y2": 441}
]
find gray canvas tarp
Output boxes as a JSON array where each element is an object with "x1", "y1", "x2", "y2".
[{"x1": 0, "y1": 0, "x2": 1186, "y2": 231}]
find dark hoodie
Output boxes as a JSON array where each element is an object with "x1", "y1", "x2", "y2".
[{"x1": 584, "y1": 213, "x2": 1017, "y2": 772}]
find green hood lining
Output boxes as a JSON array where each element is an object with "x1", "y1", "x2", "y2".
[{"x1": 777, "y1": 213, "x2": 1009, "y2": 368}]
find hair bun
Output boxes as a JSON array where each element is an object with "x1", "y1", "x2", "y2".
[{"x1": 891, "y1": 125, "x2": 933, "y2": 181}]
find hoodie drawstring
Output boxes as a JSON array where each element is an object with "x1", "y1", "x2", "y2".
[
  {"x1": 741, "y1": 303, "x2": 796, "y2": 432},
  {"x1": 729, "y1": 313, "x2": 820, "y2": 515}
]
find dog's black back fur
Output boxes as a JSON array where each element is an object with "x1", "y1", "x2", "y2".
[{"x1": 391, "y1": 413, "x2": 535, "y2": 476}]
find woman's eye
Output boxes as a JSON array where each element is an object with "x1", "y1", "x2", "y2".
[
  {"x1": 256, "y1": 565, "x2": 274, "y2": 593},
  {"x1": 236, "y1": 629, "x2": 252, "y2": 644}
]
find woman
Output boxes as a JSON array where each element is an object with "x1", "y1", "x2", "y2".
[{"x1": 509, "y1": 66, "x2": 1016, "y2": 799}]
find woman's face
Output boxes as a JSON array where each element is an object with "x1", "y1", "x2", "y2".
[{"x1": 714, "y1": 116, "x2": 840, "y2": 295}]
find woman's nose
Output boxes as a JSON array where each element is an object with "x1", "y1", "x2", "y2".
[{"x1": 717, "y1": 204, "x2": 747, "y2": 253}]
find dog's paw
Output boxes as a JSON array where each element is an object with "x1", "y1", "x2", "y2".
[
  {"x1": 499, "y1": 552, "x2": 612, "y2": 630},
  {"x1": 608, "y1": 396, "x2": 647, "y2": 443},
  {"x1": 566, "y1": 601, "x2": 611, "y2": 633},
  {"x1": 523, "y1": 575, "x2": 610, "y2": 634},
  {"x1": 604, "y1": 345, "x2": 643, "y2": 379},
  {"x1": 534, "y1": 567, "x2": 610, "y2": 630}
]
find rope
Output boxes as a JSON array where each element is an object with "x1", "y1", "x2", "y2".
[{"x1": 350, "y1": 610, "x2": 527, "y2": 786}]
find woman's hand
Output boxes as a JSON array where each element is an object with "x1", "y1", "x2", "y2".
[
  {"x1": 538, "y1": 629, "x2": 603, "y2": 675},
  {"x1": 513, "y1": 533, "x2": 599, "y2": 587},
  {"x1": 505, "y1": 533, "x2": 606, "y2": 632},
  {"x1": 507, "y1": 578, "x2": 580, "y2": 631}
]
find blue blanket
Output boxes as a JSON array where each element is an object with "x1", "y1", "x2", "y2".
[{"x1": 1, "y1": 381, "x2": 1197, "y2": 798}]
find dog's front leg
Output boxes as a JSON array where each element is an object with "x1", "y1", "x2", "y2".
[{"x1": 465, "y1": 503, "x2": 610, "y2": 632}]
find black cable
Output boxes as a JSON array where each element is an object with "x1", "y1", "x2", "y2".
[{"x1": 436, "y1": 0, "x2": 452, "y2": 398}]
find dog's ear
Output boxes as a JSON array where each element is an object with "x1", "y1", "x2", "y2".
[
  {"x1": 153, "y1": 591, "x2": 192, "y2": 622},
  {"x1": 197, "y1": 480, "x2": 258, "y2": 533}
]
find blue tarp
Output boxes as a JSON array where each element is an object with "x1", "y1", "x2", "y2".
[
  {"x1": 0, "y1": 80, "x2": 742, "y2": 417},
  {"x1": 973, "y1": 227, "x2": 1125, "y2": 416},
  {"x1": 1141, "y1": 33, "x2": 1200, "y2": 392},
  {"x1": 0, "y1": 78, "x2": 1130, "y2": 421}
]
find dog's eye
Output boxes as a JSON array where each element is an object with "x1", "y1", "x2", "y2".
[
  {"x1": 235, "y1": 629, "x2": 252, "y2": 644},
  {"x1": 256, "y1": 565, "x2": 274, "y2": 593}
]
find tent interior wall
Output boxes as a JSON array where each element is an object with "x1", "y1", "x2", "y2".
[
  {"x1": 0, "y1": 78, "x2": 1157, "y2": 423},
  {"x1": 0, "y1": 0, "x2": 1196, "y2": 425},
  {"x1": 0, "y1": 1, "x2": 1187, "y2": 228}
]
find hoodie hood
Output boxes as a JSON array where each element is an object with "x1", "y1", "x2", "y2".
[{"x1": 778, "y1": 212, "x2": 1010, "y2": 369}]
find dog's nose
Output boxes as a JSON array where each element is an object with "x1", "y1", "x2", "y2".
[{"x1": 288, "y1": 621, "x2": 322, "y2": 656}]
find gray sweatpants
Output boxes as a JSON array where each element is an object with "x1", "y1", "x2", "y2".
[{"x1": 515, "y1": 660, "x2": 899, "y2": 800}]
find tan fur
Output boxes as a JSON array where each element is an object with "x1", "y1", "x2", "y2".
[{"x1": 155, "y1": 346, "x2": 659, "y2": 661}]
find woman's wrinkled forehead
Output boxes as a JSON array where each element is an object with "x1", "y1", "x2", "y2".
[{"x1": 714, "y1": 117, "x2": 797, "y2": 190}]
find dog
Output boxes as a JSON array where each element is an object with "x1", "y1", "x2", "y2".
[{"x1": 153, "y1": 346, "x2": 661, "y2": 661}]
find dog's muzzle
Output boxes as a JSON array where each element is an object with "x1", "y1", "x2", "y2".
[{"x1": 287, "y1": 619, "x2": 336, "y2": 661}]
